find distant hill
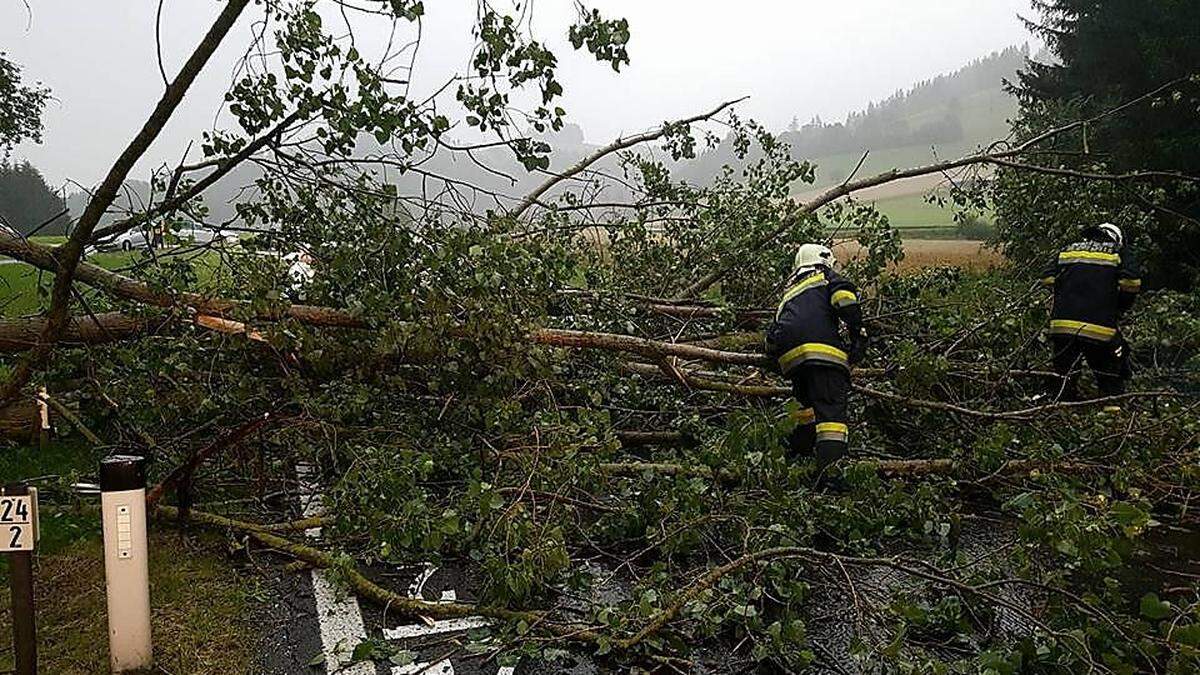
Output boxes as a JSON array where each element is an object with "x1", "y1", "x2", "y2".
[
  {"x1": 787, "y1": 46, "x2": 1026, "y2": 157},
  {"x1": 674, "y1": 45, "x2": 1028, "y2": 192},
  {"x1": 48, "y1": 46, "x2": 1032, "y2": 232},
  {"x1": 792, "y1": 45, "x2": 1027, "y2": 187}
]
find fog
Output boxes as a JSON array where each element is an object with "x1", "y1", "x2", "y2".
[{"x1": 1, "y1": 0, "x2": 1037, "y2": 188}]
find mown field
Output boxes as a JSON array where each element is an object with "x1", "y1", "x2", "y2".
[
  {"x1": 0, "y1": 251, "x2": 132, "y2": 317},
  {"x1": 838, "y1": 238, "x2": 1002, "y2": 270},
  {"x1": 0, "y1": 241, "x2": 237, "y2": 317}
]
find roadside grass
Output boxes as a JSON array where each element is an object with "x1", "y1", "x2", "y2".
[
  {"x1": 0, "y1": 441, "x2": 256, "y2": 674},
  {"x1": 0, "y1": 532, "x2": 255, "y2": 674},
  {"x1": 28, "y1": 236, "x2": 67, "y2": 247},
  {"x1": 0, "y1": 248, "x2": 231, "y2": 317}
]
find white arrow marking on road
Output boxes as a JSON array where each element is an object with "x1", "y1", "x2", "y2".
[{"x1": 297, "y1": 464, "x2": 374, "y2": 675}]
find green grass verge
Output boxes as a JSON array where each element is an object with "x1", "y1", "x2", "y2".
[
  {"x1": 0, "y1": 252, "x2": 135, "y2": 317},
  {"x1": 0, "y1": 533, "x2": 255, "y2": 674},
  {"x1": 0, "y1": 441, "x2": 256, "y2": 673},
  {"x1": 28, "y1": 235, "x2": 67, "y2": 247}
]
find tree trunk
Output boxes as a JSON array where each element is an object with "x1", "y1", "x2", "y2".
[
  {"x1": 0, "y1": 312, "x2": 158, "y2": 353},
  {"x1": 0, "y1": 401, "x2": 44, "y2": 442}
]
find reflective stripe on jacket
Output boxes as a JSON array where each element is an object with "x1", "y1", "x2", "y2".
[
  {"x1": 1041, "y1": 240, "x2": 1140, "y2": 343},
  {"x1": 766, "y1": 268, "x2": 862, "y2": 375}
]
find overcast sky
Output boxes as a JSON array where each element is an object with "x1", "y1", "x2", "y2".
[{"x1": 1, "y1": 0, "x2": 1038, "y2": 189}]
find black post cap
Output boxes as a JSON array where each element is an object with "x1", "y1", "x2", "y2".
[
  {"x1": 100, "y1": 455, "x2": 146, "y2": 492},
  {"x1": 2, "y1": 483, "x2": 29, "y2": 496}
]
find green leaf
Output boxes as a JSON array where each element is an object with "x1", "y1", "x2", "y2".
[
  {"x1": 1140, "y1": 593, "x2": 1171, "y2": 620},
  {"x1": 1111, "y1": 501, "x2": 1149, "y2": 528}
]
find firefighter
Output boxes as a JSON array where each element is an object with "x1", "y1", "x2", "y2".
[
  {"x1": 1040, "y1": 222, "x2": 1141, "y2": 399},
  {"x1": 765, "y1": 243, "x2": 867, "y2": 471}
]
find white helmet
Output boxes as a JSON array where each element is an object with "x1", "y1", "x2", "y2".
[
  {"x1": 1092, "y1": 222, "x2": 1124, "y2": 247},
  {"x1": 794, "y1": 243, "x2": 836, "y2": 272}
]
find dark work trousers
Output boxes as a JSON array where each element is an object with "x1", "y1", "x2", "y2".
[
  {"x1": 1050, "y1": 335, "x2": 1129, "y2": 400},
  {"x1": 787, "y1": 363, "x2": 851, "y2": 469}
]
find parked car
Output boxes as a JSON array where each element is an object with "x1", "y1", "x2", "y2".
[
  {"x1": 95, "y1": 225, "x2": 237, "y2": 252},
  {"x1": 95, "y1": 228, "x2": 155, "y2": 252},
  {"x1": 284, "y1": 251, "x2": 316, "y2": 300},
  {"x1": 173, "y1": 227, "x2": 238, "y2": 248}
]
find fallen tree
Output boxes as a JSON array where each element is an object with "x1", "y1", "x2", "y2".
[{"x1": 2, "y1": 5, "x2": 1198, "y2": 671}]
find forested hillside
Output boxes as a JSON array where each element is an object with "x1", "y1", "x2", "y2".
[
  {"x1": 794, "y1": 45, "x2": 1027, "y2": 186},
  {"x1": 678, "y1": 46, "x2": 1029, "y2": 189},
  {"x1": 787, "y1": 46, "x2": 1027, "y2": 158},
  {"x1": 0, "y1": 161, "x2": 68, "y2": 236}
]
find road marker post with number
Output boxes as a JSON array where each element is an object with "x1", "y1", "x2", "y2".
[
  {"x1": 100, "y1": 455, "x2": 153, "y2": 672},
  {"x1": 3, "y1": 482, "x2": 39, "y2": 675}
]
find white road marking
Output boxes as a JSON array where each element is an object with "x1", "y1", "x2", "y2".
[
  {"x1": 390, "y1": 567, "x2": 507, "y2": 674},
  {"x1": 291, "y1": 467, "x2": 517, "y2": 675},
  {"x1": 407, "y1": 562, "x2": 438, "y2": 598},
  {"x1": 297, "y1": 464, "x2": 374, "y2": 675},
  {"x1": 383, "y1": 616, "x2": 494, "y2": 641}
]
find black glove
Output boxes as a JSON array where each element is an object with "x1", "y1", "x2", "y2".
[
  {"x1": 763, "y1": 351, "x2": 784, "y2": 376},
  {"x1": 763, "y1": 328, "x2": 784, "y2": 375},
  {"x1": 848, "y1": 333, "x2": 868, "y2": 366}
]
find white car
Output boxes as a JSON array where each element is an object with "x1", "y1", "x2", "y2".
[
  {"x1": 174, "y1": 227, "x2": 238, "y2": 248},
  {"x1": 96, "y1": 228, "x2": 154, "y2": 252}
]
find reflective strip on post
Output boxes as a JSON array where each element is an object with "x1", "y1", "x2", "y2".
[{"x1": 100, "y1": 455, "x2": 153, "y2": 673}]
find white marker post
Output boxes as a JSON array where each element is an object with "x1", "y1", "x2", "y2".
[{"x1": 100, "y1": 455, "x2": 153, "y2": 672}]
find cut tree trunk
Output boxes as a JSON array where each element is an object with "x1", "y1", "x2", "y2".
[
  {"x1": 0, "y1": 312, "x2": 159, "y2": 353},
  {"x1": 0, "y1": 400, "x2": 45, "y2": 442}
]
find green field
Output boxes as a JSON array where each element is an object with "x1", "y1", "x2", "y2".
[
  {"x1": 0, "y1": 244, "x2": 238, "y2": 317},
  {"x1": 852, "y1": 191, "x2": 994, "y2": 240},
  {"x1": 0, "y1": 251, "x2": 134, "y2": 316},
  {"x1": 29, "y1": 235, "x2": 67, "y2": 246},
  {"x1": 871, "y1": 192, "x2": 956, "y2": 227}
]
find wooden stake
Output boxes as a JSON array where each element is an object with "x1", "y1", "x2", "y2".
[{"x1": 4, "y1": 483, "x2": 37, "y2": 675}]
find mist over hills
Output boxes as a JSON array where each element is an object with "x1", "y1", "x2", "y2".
[
  {"x1": 676, "y1": 45, "x2": 1029, "y2": 190},
  {"x1": 55, "y1": 45, "x2": 1031, "y2": 230}
]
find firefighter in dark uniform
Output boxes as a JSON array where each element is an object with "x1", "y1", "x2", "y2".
[
  {"x1": 766, "y1": 243, "x2": 867, "y2": 471},
  {"x1": 1041, "y1": 223, "x2": 1141, "y2": 399}
]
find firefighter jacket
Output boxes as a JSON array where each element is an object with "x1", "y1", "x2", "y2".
[
  {"x1": 1041, "y1": 239, "x2": 1141, "y2": 343},
  {"x1": 765, "y1": 267, "x2": 864, "y2": 375}
]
